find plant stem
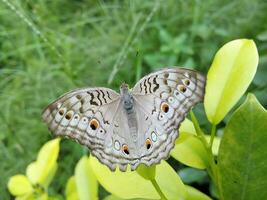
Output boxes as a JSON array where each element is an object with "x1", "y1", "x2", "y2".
[
  {"x1": 151, "y1": 179, "x2": 167, "y2": 200},
  {"x1": 190, "y1": 110, "x2": 220, "y2": 195},
  {"x1": 190, "y1": 111, "x2": 209, "y2": 148},
  {"x1": 209, "y1": 124, "x2": 217, "y2": 149}
]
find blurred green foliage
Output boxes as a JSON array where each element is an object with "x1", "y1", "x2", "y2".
[{"x1": 1, "y1": 0, "x2": 267, "y2": 199}]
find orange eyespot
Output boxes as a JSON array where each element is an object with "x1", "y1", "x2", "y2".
[
  {"x1": 161, "y1": 102, "x2": 169, "y2": 113},
  {"x1": 146, "y1": 138, "x2": 152, "y2": 149},
  {"x1": 89, "y1": 119, "x2": 99, "y2": 130},
  {"x1": 122, "y1": 144, "x2": 130, "y2": 155},
  {"x1": 179, "y1": 85, "x2": 187, "y2": 93}
]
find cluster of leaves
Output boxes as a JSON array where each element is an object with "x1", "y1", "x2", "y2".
[
  {"x1": 1, "y1": 0, "x2": 267, "y2": 199},
  {"x1": 7, "y1": 39, "x2": 267, "y2": 200}
]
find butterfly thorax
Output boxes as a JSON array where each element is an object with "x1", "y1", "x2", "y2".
[
  {"x1": 120, "y1": 83, "x2": 138, "y2": 144},
  {"x1": 120, "y1": 83, "x2": 134, "y2": 112}
]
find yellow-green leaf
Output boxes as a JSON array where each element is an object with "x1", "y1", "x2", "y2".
[
  {"x1": 136, "y1": 164, "x2": 156, "y2": 180},
  {"x1": 103, "y1": 195, "x2": 124, "y2": 200},
  {"x1": 7, "y1": 174, "x2": 33, "y2": 196},
  {"x1": 154, "y1": 160, "x2": 187, "y2": 200},
  {"x1": 90, "y1": 156, "x2": 186, "y2": 199},
  {"x1": 175, "y1": 118, "x2": 196, "y2": 145},
  {"x1": 180, "y1": 118, "x2": 196, "y2": 135},
  {"x1": 15, "y1": 193, "x2": 35, "y2": 200},
  {"x1": 75, "y1": 156, "x2": 98, "y2": 200},
  {"x1": 66, "y1": 176, "x2": 79, "y2": 200},
  {"x1": 185, "y1": 185, "x2": 212, "y2": 200},
  {"x1": 171, "y1": 132, "x2": 208, "y2": 169},
  {"x1": 103, "y1": 195, "x2": 145, "y2": 200},
  {"x1": 26, "y1": 138, "x2": 60, "y2": 188},
  {"x1": 90, "y1": 156, "x2": 159, "y2": 199},
  {"x1": 204, "y1": 39, "x2": 259, "y2": 124}
]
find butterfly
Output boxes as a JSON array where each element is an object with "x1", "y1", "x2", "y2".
[{"x1": 42, "y1": 68, "x2": 206, "y2": 171}]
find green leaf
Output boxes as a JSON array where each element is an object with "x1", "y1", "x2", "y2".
[
  {"x1": 90, "y1": 156, "x2": 159, "y2": 199},
  {"x1": 175, "y1": 118, "x2": 196, "y2": 145},
  {"x1": 90, "y1": 156, "x2": 186, "y2": 199},
  {"x1": 179, "y1": 118, "x2": 196, "y2": 135},
  {"x1": 171, "y1": 132, "x2": 209, "y2": 169},
  {"x1": 185, "y1": 185, "x2": 212, "y2": 200},
  {"x1": 218, "y1": 94, "x2": 267, "y2": 200},
  {"x1": 154, "y1": 160, "x2": 187, "y2": 200},
  {"x1": 7, "y1": 175, "x2": 33, "y2": 196},
  {"x1": 204, "y1": 39, "x2": 259, "y2": 124},
  {"x1": 16, "y1": 194, "x2": 35, "y2": 200},
  {"x1": 103, "y1": 195, "x2": 145, "y2": 200},
  {"x1": 65, "y1": 176, "x2": 79, "y2": 200},
  {"x1": 74, "y1": 156, "x2": 98, "y2": 200},
  {"x1": 136, "y1": 164, "x2": 155, "y2": 180},
  {"x1": 103, "y1": 195, "x2": 123, "y2": 200},
  {"x1": 26, "y1": 138, "x2": 60, "y2": 188}
]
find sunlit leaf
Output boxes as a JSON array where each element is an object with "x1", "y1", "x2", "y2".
[
  {"x1": 90, "y1": 156, "x2": 159, "y2": 199},
  {"x1": 171, "y1": 132, "x2": 208, "y2": 169},
  {"x1": 15, "y1": 193, "x2": 35, "y2": 200},
  {"x1": 7, "y1": 175, "x2": 33, "y2": 196},
  {"x1": 154, "y1": 160, "x2": 187, "y2": 200},
  {"x1": 103, "y1": 195, "x2": 124, "y2": 200},
  {"x1": 90, "y1": 156, "x2": 187, "y2": 199},
  {"x1": 103, "y1": 195, "x2": 147, "y2": 200},
  {"x1": 175, "y1": 118, "x2": 196, "y2": 145},
  {"x1": 65, "y1": 176, "x2": 79, "y2": 200},
  {"x1": 136, "y1": 164, "x2": 155, "y2": 180},
  {"x1": 14, "y1": 191, "x2": 48, "y2": 200},
  {"x1": 185, "y1": 185, "x2": 212, "y2": 200},
  {"x1": 204, "y1": 39, "x2": 259, "y2": 124},
  {"x1": 179, "y1": 118, "x2": 196, "y2": 135},
  {"x1": 218, "y1": 94, "x2": 267, "y2": 199},
  {"x1": 26, "y1": 138, "x2": 60, "y2": 188},
  {"x1": 75, "y1": 156, "x2": 98, "y2": 200}
]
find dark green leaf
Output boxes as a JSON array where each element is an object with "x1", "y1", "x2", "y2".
[{"x1": 218, "y1": 94, "x2": 267, "y2": 200}]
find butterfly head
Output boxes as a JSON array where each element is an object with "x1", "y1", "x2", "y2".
[{"x1": 120, "y1": 82, "x2": 129, "y2": 93}]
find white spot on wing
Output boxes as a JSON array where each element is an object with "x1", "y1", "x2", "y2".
[
  {"x1": 78, "y1": 117, "x2": 88, "y2": 130},
  {"x1": 151, "y1": 131, "x2": 157, "y2": 142},
  {"x1": 114, "y1": 140, "x2": 120, "y2": 150},
  {"x1": 70, "y1": 114, "x2": 80, "y2": 126}
]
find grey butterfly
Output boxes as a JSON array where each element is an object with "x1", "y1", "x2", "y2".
[{"x1": 42, "y1": 68, "x2": 206, "y2": 171}]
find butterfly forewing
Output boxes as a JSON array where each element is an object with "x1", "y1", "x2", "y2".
[{"x1": 42, "y1": 87, "x2": 121, "y2": 151}]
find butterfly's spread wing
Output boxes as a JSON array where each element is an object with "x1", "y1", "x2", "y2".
[
  {"x1": 132, "y1": 68, "x2": 206, "y2": 167},
  {"x1": 43, "y1": 87, "x2": 134, "y2": 171}
]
